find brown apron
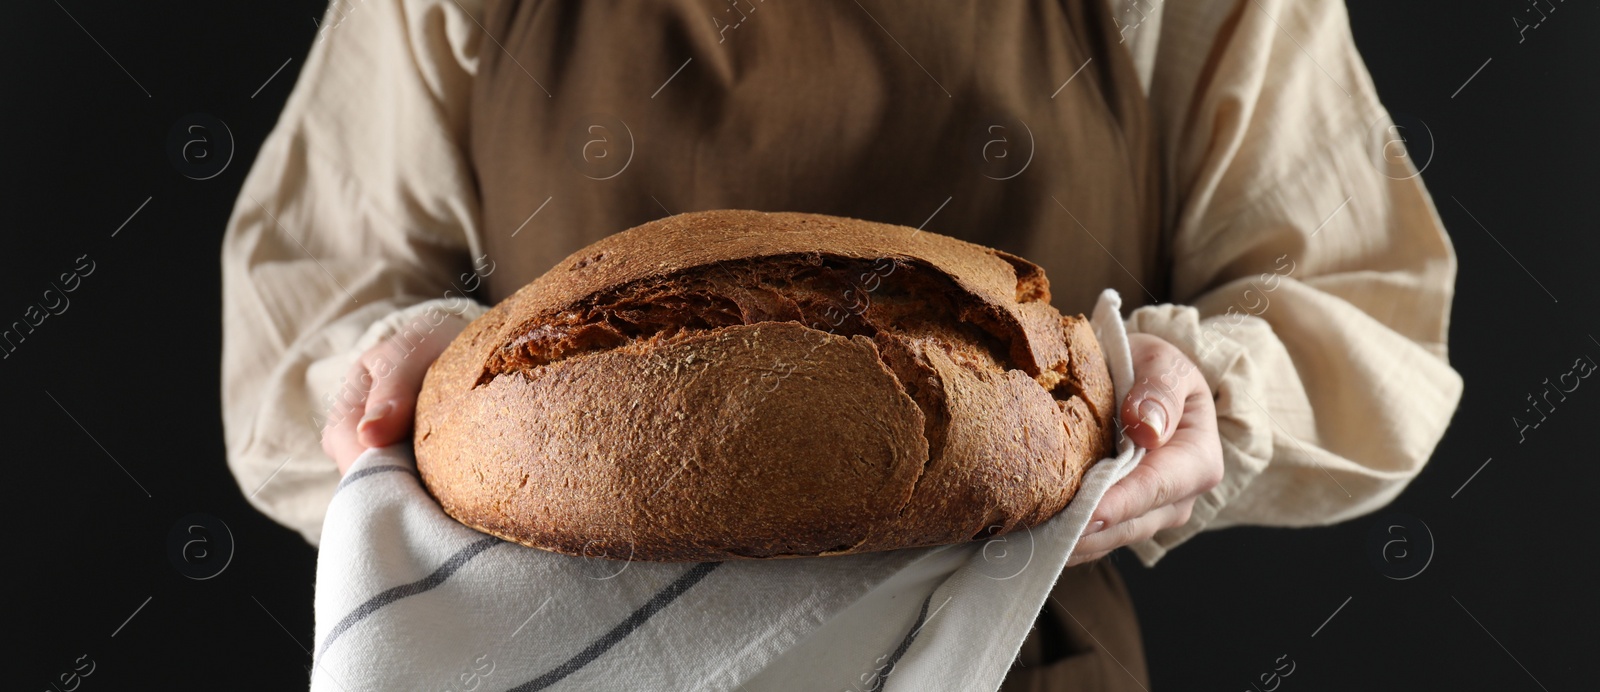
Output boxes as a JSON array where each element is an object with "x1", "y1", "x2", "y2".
[{"x1": 469, "y1": 1, "x2": 1163, "y2": 688}]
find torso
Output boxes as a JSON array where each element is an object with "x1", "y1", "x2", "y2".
[{"x1": 469, "y1": 0, "x2": 1166, "y2": 317}]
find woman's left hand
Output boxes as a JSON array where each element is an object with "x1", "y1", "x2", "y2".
[{"x1": 1067, "y1": 333, "x2": 1225, "y2": 566}]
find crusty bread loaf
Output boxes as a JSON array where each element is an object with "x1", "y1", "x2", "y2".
[{"x1": 415, "y1": 210, "x2": 1115, "y2": 561}]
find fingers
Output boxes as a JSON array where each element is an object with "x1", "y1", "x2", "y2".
[
  {"x1": 322, "y1": 359, "x2": 372, "y2": 475},
  {"x1": 1091, "y1": 415, "x2": 1222, "y2": 529},
  {"x1": 1120, "y1": 333, "x2": 1206, "y2": 450},
  {"x1": 320, "y1": 314, "x2": 469, "y2": 474},
  {"x1": 354, "y1": 345, "x2": 424, "y2": 449},
  {"x1": 355, "y1": 315, "x2": 468, "y2": 447},
  {"x1": 1069, "y1": 496, "x2": 1197, "y2": 566},
  {"x1": 1082, "y1": 333, "x2": 1224, "y2": 552}
]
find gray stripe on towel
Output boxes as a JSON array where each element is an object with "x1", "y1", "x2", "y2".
[
  {"x1": 881, "y1": 592, "x2": 935, "y2": 691},
  {"x1": 506, "y1": 561, "x2": 722, "y2": 691},
  {"x1": 334, "y1": 464, "x2": 419, "y2": 495},
  {"x1": 315, "y1": 536, "x2": 503, "y2": 660}
]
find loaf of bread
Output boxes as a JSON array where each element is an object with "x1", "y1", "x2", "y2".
[{"x1": 415, "y1": 210, "x2": 1115, "y2": 561}]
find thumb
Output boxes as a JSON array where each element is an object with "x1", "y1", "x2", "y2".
[
  {"x1": 356, "y1": 314, "x2": 469, "y2": 448},
  {"x1": 1119, "y1": 355, "x2": 1194, "y2": 450},
  {"x1": 1121, "y1": 384, "x2": 1175, "y2": 450},
  {"x1": 355, "y1": 350, "x2": 427, "y2": 449}
]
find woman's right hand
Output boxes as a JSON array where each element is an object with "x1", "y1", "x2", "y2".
[{"x1": 321, "y1": 313, "x2": 469, "y2": 474}]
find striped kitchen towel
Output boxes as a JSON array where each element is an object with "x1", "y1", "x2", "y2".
[{"x1": 309, "y1": 289, "x2": 1146, "y2": 692}]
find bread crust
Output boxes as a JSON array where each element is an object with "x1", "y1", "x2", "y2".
[{"x1": 415, "y1": 210, "x2": 1115, "y2": 561}]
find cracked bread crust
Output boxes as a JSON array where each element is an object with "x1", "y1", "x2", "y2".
[{"x1": 415, "y1": 210, "x2": 1115, "y2": 561}]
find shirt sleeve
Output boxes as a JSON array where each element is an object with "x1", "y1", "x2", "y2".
[
  {"x1": 221, "y1": 0, "x2": 489, "y2": 546},
  {"x1": 1123, "y1": 0, "x2": 1464, "y2": 565}
]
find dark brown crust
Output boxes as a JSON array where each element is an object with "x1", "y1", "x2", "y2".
[{"x1": 415, "y1": 210, "x2": 1116, "y2": 561}]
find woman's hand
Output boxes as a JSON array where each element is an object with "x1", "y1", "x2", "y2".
[
  {"x1": 1067, "y1": 332, "x2": 1225, "y2": 566},
  {"x1": 321, "y1": 314, "x2": 469, "y2": 475}
]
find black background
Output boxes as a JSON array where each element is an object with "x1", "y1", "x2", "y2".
[{"x1": 6, "y1": 1, "x2": 1593, "y2": 689}]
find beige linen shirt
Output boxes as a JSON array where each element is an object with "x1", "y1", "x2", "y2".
[{"x1": 221, "y1": 0, "x2": 1464, "y2": 566}]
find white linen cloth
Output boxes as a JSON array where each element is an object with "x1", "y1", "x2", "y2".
[{"x1": 310, "y1": 289, "x2": 1147, "y2": 692}]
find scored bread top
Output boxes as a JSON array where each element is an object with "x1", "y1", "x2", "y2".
[{"x1": 430, "y1": 210, "x2": 1088, "y2": 396}]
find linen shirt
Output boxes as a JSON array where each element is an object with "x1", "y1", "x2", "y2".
[{"x1": 220, "y1": 0, "x2": 1464, "y2": 566}]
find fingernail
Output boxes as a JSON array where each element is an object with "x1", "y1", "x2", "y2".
[
  {"x1": 1138, "y1": 399, "x2": 1167, "y2": 442},
  {"x1": 358, "y1": 400, "x2": 395, "y2": 431},
  {"x1": 1082, "y1": 520, "x2": 1106, "y2": 537}
]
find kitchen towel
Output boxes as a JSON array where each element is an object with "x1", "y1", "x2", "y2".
[{"x1": 308, "y1": 288, "x2": 1147, "y2": 692}]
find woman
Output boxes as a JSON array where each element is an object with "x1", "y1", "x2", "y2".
[{"x1": 221, "y1": 0, "x2": 1462, "y2": 687}]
